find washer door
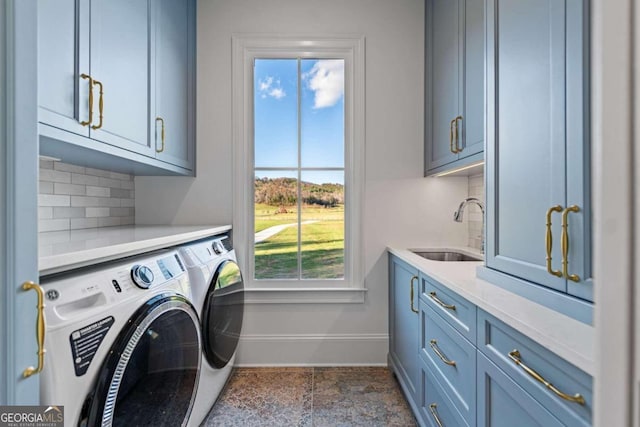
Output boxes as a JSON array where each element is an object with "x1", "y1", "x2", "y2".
[
  {"x1": 81, "y1": 294, "x2": 201, "y2": 427},
  {"x1": 202, "y1": 259, "x2": 244, "y2": 369}
]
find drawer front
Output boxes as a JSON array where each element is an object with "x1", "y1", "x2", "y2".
[
  {"x1": 421, "y1": 274, "x2": 476, "y2": 343},
  {"x1": 421, "y1": 301, "x2": 475, "y2": 424},
  {"x1": 477, "y1": 309, "x2": 592, "y2": 426},
  {"x1": 421, "y1": 364, "x2": 470, "y2": 427},
  {"x1": 477, "y1": 352, "x2": 564, "y2": 427}
]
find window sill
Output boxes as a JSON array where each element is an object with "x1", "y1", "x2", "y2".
[{"x1": 243, "y1": 287, "x2": 367, "y2": 304}]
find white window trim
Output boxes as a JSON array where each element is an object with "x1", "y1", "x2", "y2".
[{"x1": 232, "y1": 34, "x2": 366, "y2": 304}]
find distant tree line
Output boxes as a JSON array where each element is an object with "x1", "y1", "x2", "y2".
[{"x1": 255, "y1": 177, "x2": 344, "y2": 208}]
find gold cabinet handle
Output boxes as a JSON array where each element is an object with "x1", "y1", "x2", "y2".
[
  {"x1": 508, "y1": 349, "x2": 585, "y2": 405},
  {"x1": 429, "y1": 291, "x2": 456, "y2": 311},
  {"x1": 79, "y1": 74, "x2": 93, "y2": 127},
  {"x1": 430, "y1": 339, "x2": 456, "y2": 366},
  {"x1": 156, "y1": 117, "x2": 166, "y2": 153},
  {"x1": 545, "y1": 205, "x2": 563, "y2": 277},
  {"x1": 91, "y1": 79, "x2": 104, "y2": 130},
  {"x1": 410, "y1": 275, "x2": 419, "y2": 314},
  {"x1": 22, "y1": 281, "x2": 46, "y2": 378},
  {"x1": 454, "y1": 115, "x2": 463, "y2": 153},
  {"x1": 449, "y1": 118, "x2": 459, "y2": 154},
  {"x1": 429, "y1": 403, "x2": 445, "y2": 427},
  {"x1": 561, "y1": 205, "x2": 580, "y2": 282}
]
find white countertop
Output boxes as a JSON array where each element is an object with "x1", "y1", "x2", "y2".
[
  {"x1": 388, "y1": 246, "x2": 595, "y2": 375},
  {"x1": 39, "y1": 225, "x2": 231, "y2": 276}
]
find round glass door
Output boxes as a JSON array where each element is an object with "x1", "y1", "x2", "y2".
[
  {"x1": 202, "y1": 260, "x2": 244, "y2": 368},
  {"x1": 83, "y1": 295, "x2": 201, "y2": 427}
]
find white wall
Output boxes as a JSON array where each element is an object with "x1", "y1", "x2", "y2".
[{"x1": 136, "y1": 0, "x2": 469, "y2": 365}]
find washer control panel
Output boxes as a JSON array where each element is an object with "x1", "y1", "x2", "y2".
[
  {"x1": 130, "y1": 254, "x2": 185, "y2": 289},
  {"x1": 131, "y1": 265, "x2": 155, "y2": 289}
]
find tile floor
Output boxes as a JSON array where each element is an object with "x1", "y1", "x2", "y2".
[{"x1": 203, "y1": 367, "x2": 417, "y2": 427}]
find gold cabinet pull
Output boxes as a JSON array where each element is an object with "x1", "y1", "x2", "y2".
[
  {"x1": 79, "y1": 74, "x2": 93, "y2": 126},
  {"x1": 429, "y1": 403, "x2": 445, "y2": 427},
  {"x1": 22, "y1": 281, "x2": 46, "y2": 378},
  {"x1": 429, "y1": 291, "x2": 456, "y2": 311},
  {"x1": 454, "y1": 115, "x2": 463, "y2": 153},
  {"x1": 91, "y1": 79, "x2": 104, "y2": 130},
  {"x1": 410, "y1": 275, "x2": 419, "y2": 314},
  {"x1": 430, "y1": 339, "x2": 456, "y2": 366},
  {"x1": 449, "y1": 118, "x2": 459, "y2": 154},
  {"x1": 156, "y1": 117, "x2": 166, "y2": 153},
  {"x1": 561, "y1": 205, "x2": 581, "y2": 282},
  {"x1": 545, "y1": 205, "x2": 563, "y2": 277},
  {"x1": 508, "y1": 349, "x2": 585, "y2": 405}
]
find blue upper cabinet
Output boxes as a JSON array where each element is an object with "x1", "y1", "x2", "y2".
[
  {"x1": 89, "y1": 0, "x2": 153, "y2": 156},
  {"x1": 388, "y1": 255, "x2": 421, "y2": 416},
  {"x1": 151, "y1": 0, "x2": 196, "y2": 171},
  {"x1": 37, "y1": 0, "x2": 195, "y2": 175},
  {"x1": 425, "y1": 0, "x2": 484, "y2": 176},
  {"x1": 480, "y1": 0, "x2": 592, "y2": 322}
]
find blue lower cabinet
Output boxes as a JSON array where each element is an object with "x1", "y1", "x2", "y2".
[
  {"x1": 420, "y1": 301, "x2": 476, "y2": 425},
  {"x1": 421, "y1": 364, "x2": 469, "y2": 427},
  {"x1": 477, "y1": 352, "x2": 564, "y2": 427}
]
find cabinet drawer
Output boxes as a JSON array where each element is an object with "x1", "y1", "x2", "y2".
[
  {"x1": 420, "y1": 301, "x2": 475, "y2": 425},
  {"x1": 421, "y1": 364, "x2": 469, "y2": 427},
  {"x1": 421, "y1": 274, "x2": 476, "y2": 343},
  {"x1": 477, "y1": 309, "x2": 592, "y2": 426}
]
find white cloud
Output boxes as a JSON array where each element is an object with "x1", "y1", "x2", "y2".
[
  {"x1": 258, "y1": 76, "x2": 286, "y2": 100},
  {"x1": 305, "y1": 60, "x2": 344, "y2": 109}
]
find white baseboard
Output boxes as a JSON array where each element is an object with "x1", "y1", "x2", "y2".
[{"x1": 234, "y1": 333, "x2": 389, "y2": 366}]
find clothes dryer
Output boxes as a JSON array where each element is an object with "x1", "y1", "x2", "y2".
[{"x1": 178, "y1": 233, "x2": 244, "y2": 426}]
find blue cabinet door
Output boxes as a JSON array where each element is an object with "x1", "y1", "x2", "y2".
[
  {"x1": 89, "y1": 0, "x2": 153, "y2": 156},
  {"x1": 425, "y1": 0, "x2": 461, "y2": 171},
  {"x1": 477, "y1": 352, "x2": 564, "y2": 427},
  {"x1": 484, "y1": 0, "x2": 592, "y2": 305},
  {"x1": 151, "y1": 0, "x2": 195, "y2": 170},
  {"x1": 389, "y1": 255, "x2": 420, "y2": 403},
  {"x1": 37, "y1": 0, "x2": 90, "y2": 137}
]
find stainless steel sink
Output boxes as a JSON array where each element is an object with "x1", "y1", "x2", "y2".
[{"x1": 411, "y1": 250, "x2": 482, "y2": 262}]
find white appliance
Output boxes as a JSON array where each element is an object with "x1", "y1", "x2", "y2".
[
  {"x1": 40, "y1": 250, "x2": 202, "y2": 427},
  {"x1": 178, "y1": 233, "x2": 244, "y2": 427}
]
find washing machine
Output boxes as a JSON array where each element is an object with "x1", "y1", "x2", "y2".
[
  {"x1": 178, "y1": 233, "x2": 244, "y2": 426},
  {"x1": 40, "y1": 249, "x2": 202, "y2": 427}
]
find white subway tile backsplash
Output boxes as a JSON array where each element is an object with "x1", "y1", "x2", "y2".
[
  {"x1": 467, "y1": 173, "x2": 485, "y2": 251},
  {"x1": 39, "y1": 194, "x2": 71, "y2": 207},
  {"x1": 86, "y1": 186, "x2": 110, "y2": 197},
  {"x1": 39, "y1": 161, "x2": 134, "y2": 232}
]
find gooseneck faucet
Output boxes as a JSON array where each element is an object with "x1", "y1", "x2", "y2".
[{"x1": 454, "y1": 197, "x2": 485, "y2": 253}]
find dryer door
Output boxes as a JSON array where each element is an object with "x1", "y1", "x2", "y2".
[
  {"x1": 81, "y1": 294, "x2": 201, "y2": 427},
  {"x1": 202, "y1": 260, "x2": 244, "y2": 369}
]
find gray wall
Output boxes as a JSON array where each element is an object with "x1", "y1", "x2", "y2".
[
  {"x1": 135, "y1": 0, "x2": 470, "y2": 364},
  {"x1": 38, "y1": 160, "x2": 135, "y2": 232}
]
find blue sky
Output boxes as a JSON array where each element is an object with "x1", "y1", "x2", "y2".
[{"x1": 254, "y1": 58, "x2": 344, "y2": 185}]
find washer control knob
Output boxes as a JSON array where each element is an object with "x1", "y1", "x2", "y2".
[
  {"x1": 131, "y1": 265, "x2": 154, "y2": 289},
  {"x1": 212, "y1": 240, "x2": 225, "y2": 255}
]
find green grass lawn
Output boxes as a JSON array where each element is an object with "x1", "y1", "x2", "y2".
[{"x1": 254, "y1": 203, "x2": 344, "y2": 279}]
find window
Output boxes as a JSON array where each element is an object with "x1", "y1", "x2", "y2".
[{"x1": 233, "y1": 36, "x2": 365, "y2": 302}]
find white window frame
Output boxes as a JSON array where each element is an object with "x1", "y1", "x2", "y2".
[{"x1": 232, "y1": 35, "x2": 365, "y2": 304}]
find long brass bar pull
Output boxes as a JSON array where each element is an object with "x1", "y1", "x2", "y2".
[
  {"x1": 454, "y1": 115, "x2": 463, "y2": 153},
  {"x1": 156, "y1": 117, "x2": 166, "y2": 153},
  {"x1": 508, "y1": 350, "x2": 585, "y2": 405},
  {"x1": 430, "y1": 339, "x2": 456, "y2": 366},
  {"x1": 545, "y1": 205, "x2": 563, "y2": 277},
  {"x1": 561, "y1": 205, "x2": 581, "y2": 282},
  {"x1": 22, "y1": 281, "x2": 46, "y2": 378},
  {"x1": 91, "y1": 79, "x2": 104, "y2": 130},
  {"x1": 429, "y1": 403, "x2": 445, "y2": 427},
  {"x1": 79, "y1": 74, "x2": 93, "y2": 126},
  {"x1": 449, "y1": 118, "x2": 458, "y2": 154},
  {"x1": 410, "y1": 275, "x2": 419, "y2": 314},
  {"x1": 429, "y1": 291, "x2": 456, "y2": 311}
]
